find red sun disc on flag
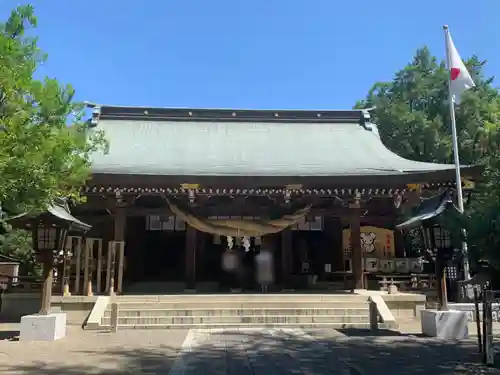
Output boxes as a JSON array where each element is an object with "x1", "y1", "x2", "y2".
[{"x1": 450, "y1": 67, "x2": 461, "y2": 81}]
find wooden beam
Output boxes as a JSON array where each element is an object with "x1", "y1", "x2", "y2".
[
  {"x1": 108, "y1": 205, "x2": 126, "y2": 295},
  {"x1": 79, "y1": 203, "x2": 395, "y2": 218},
  {"x1": 185, "y1": 225, "x2": 196, "y2": 289},
  {"x1": 74, "y1": 238, "x2": 82, "y2": 295},
  {"x1": 281, "y1": 228, "x2": 292, "y2": 287},
  {"x1": 349, "y1": 200, "x2": 364, "y2": 290},
  {"x1": 96, "y1": 239, "x2": 103, "y2": 294}
]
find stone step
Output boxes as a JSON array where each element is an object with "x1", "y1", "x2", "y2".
[
  {"x1": 103, "y1": 307, "x2": 369, "y2": 317},
  {"x1": 113, "y1": 294, "x2": 367, "y2": 303},
  {"x1": 99, "y1": 322, "x2": 391, "y2": 330},
  {"x1": 101, "y1": 315, "x2": 370, "y2": 325},
  {"x1": 110, "y1": 301, "x2": 367, "y2": 309}
]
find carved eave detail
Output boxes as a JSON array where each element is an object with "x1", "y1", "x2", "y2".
[{"x1": 84, "y1": 186, "x2": 413, "y2": 198}]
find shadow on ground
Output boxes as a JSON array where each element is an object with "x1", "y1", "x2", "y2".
[
  {"x1": 336, "y1": 328, "x2": 424, "y2": 337},
  {"x1": 0, "y1": 347, "x2": 176, "y2": 375},
  {"x1": 0, "y1": 329, "x2": 498, "y2": 374},
  {"x1": 0, "y1": 330, "x2": 19, "y2": 341}
]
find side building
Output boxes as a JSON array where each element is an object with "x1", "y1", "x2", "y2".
[{"x1": 66, "y1": 105, "x2": 480, "y2": 295}]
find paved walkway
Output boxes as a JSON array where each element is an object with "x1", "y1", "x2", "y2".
[
  {"x1": 0, "y1": 323, "x2": 498, "y2": 374},
  {"x1": 171, "y1": 328, "x2": 498, "y2": 375},
  {"x1": 0, "y1": 325, "x2": 187, "y2": 374}
]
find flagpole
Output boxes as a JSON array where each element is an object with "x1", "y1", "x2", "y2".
[{"x1": 443, "y1": 25, "x2": 470, "y2": 281}]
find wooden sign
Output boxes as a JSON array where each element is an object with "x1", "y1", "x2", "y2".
[
  {"x1": 342, "y1": 226, "x2": 395, "y2": 257},
  {"x1": 365, "y1": 258, "x2": 380, "y2": 272},
  {"x1": 379, "y1": 259, "x2": 396, "y2": 273}
]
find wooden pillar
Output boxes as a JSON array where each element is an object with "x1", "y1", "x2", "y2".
[
  {"x1": 349, "y1": 200, "x2": 364, "y2": 290},
  {"x1": 83, "y1": 239, "x2": 92, "y2": 296},
  {"x1": 106, "y1": 241, "x2": 117, "y2": 295},
  {"x1": 185, "y1": 225, "x2": 197, "y2": 289},
  {"x1": 73, "y1": 237, "x2": 83, "y2": 295},
  {"x1": 84, "y1": 238, "x2": 102, "y2": 296},
  {"x1": 108, "y1": 207, "x2": 126, "y2": 295},
  {"x1": 116, "y1": 242, "x2": 125, "y2": 294},
  {"x1": 197, "y1": 232, "x2": 206, "y2": 281},
  {"x1": 114, "y1": 207, "x2": 125, "y2": 244},
  {"x1": 61, "y1": 236, "x2": 73, "y2": 296},
  {"x1": 95, "y1": 239, "x2": 103, "y2": 294},
  {"x1": 281, "y1": 228, "x2": 292, "y2": 288}
]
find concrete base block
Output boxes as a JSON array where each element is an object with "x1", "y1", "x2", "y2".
[
  {"x1": 20, "y1": 313, "x2": 67, "y2": 341},
  {"x1": 421, "y1": 309, "x2": 468, "y2": 340}
]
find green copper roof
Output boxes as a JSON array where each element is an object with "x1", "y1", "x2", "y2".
[{"x1": 88, "y1": 106, "x2": 475, "y2": 178}]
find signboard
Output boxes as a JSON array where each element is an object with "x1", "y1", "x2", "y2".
[{"x1": 342, "y1": 226, "x2": 395, "y2": 257}]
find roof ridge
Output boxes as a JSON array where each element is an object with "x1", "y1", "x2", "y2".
[
  {"x1": 86, "y1": 102, "x2": 362, "y2": 113},
  {"x1": 93, "y1": 105, "x2": 366, "y2": 124}
]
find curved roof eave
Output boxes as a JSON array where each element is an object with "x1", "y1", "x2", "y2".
[{"x1": 87, "y1": 107, "x2": 483, "y2": 181}]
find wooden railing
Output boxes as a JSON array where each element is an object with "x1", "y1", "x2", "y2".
[{"x1": 374, "y1": 273, "x2": 436, "y2": 292}]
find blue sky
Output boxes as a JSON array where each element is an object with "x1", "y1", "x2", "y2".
[{"x1": 1, "y1": 0, "x2": 499, "y2": 110}]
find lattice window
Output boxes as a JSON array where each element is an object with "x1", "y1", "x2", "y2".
[
  {"x1": 291, "y1": 216, "x2": 323, "y2": 231},
  {"x1": 36, "y1": 227, "x2": 57, "y2": 250},
  {"x1": 433, "y1": 227, "x2": 452, "y2": 249},
  {"x1": 146, "y1": 215, "x2": 186, "y2": 231}
]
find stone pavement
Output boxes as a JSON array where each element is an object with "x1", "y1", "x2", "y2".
[
  {"x1": 0, "y1": 325, "x2": 187, "y2": 374},
  {"x1": 172, "y1": 327, "x2": 499, "y2": 375},
  {"x1": 0, "y1": 323, "x2": 499, "y2": 374}
]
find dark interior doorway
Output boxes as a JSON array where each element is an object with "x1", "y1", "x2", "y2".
[
  {"x1": 143, "y1": 230, "x2": 186, "y2": 281},
  {"x1": 291, "y1": 230, "x2": 326, "y2": 275},
  {"x1": 125, "y1": 216, "x2": 186, "y2": 283}
]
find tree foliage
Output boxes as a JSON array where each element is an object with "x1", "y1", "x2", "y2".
[
  {"x1": 356, "y1": 47, "x2": 500, "y2": 271},
  {"x1": 0, "y1": 5, "x2": 107, "y2": 215},
  {"x1": 0, "y1": 221, "x2": 38, "y2": 275},
  {"x1": 356, "y1": 47, "x2": 500, "y2": 165},
  {"x1": 0, "y1": 6, "x2": 107, "y2": 274}
]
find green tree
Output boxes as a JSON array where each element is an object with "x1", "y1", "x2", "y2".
[
  {"x1": 0, "y1": 5, "x2": 107, "y2": 274},
  {"x1": 0, "y1": 222, "x2": 38, "y2": 275},
  {"x1": 356, "y1": 47, "x2": 499, "y2": 165},
  {"x1": 356, "y1": 47, "x2": 500, "y2": 272}
]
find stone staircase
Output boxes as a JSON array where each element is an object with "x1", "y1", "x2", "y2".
[{"x1": 99, "y1": 294, "x2": 392, "y2": 330}]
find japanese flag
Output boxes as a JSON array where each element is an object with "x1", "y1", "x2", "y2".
[{"x1": 446, "y1": 30, "x2": 475, "y2": 104}]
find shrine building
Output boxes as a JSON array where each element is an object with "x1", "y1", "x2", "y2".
[{"x1": 65, "y1": 104, "x2": 480, "y2": 295}]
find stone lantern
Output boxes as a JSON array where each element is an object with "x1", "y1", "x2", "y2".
[
  {"x1": 10, "y1": 198, "x2": 90, "y2": 341},
  {"x1": 421, "y1": 223, "x2": 454, "y2": 311},
  {"x1": 397, "y1": 190, "x2": 468, "y2": 339}
]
